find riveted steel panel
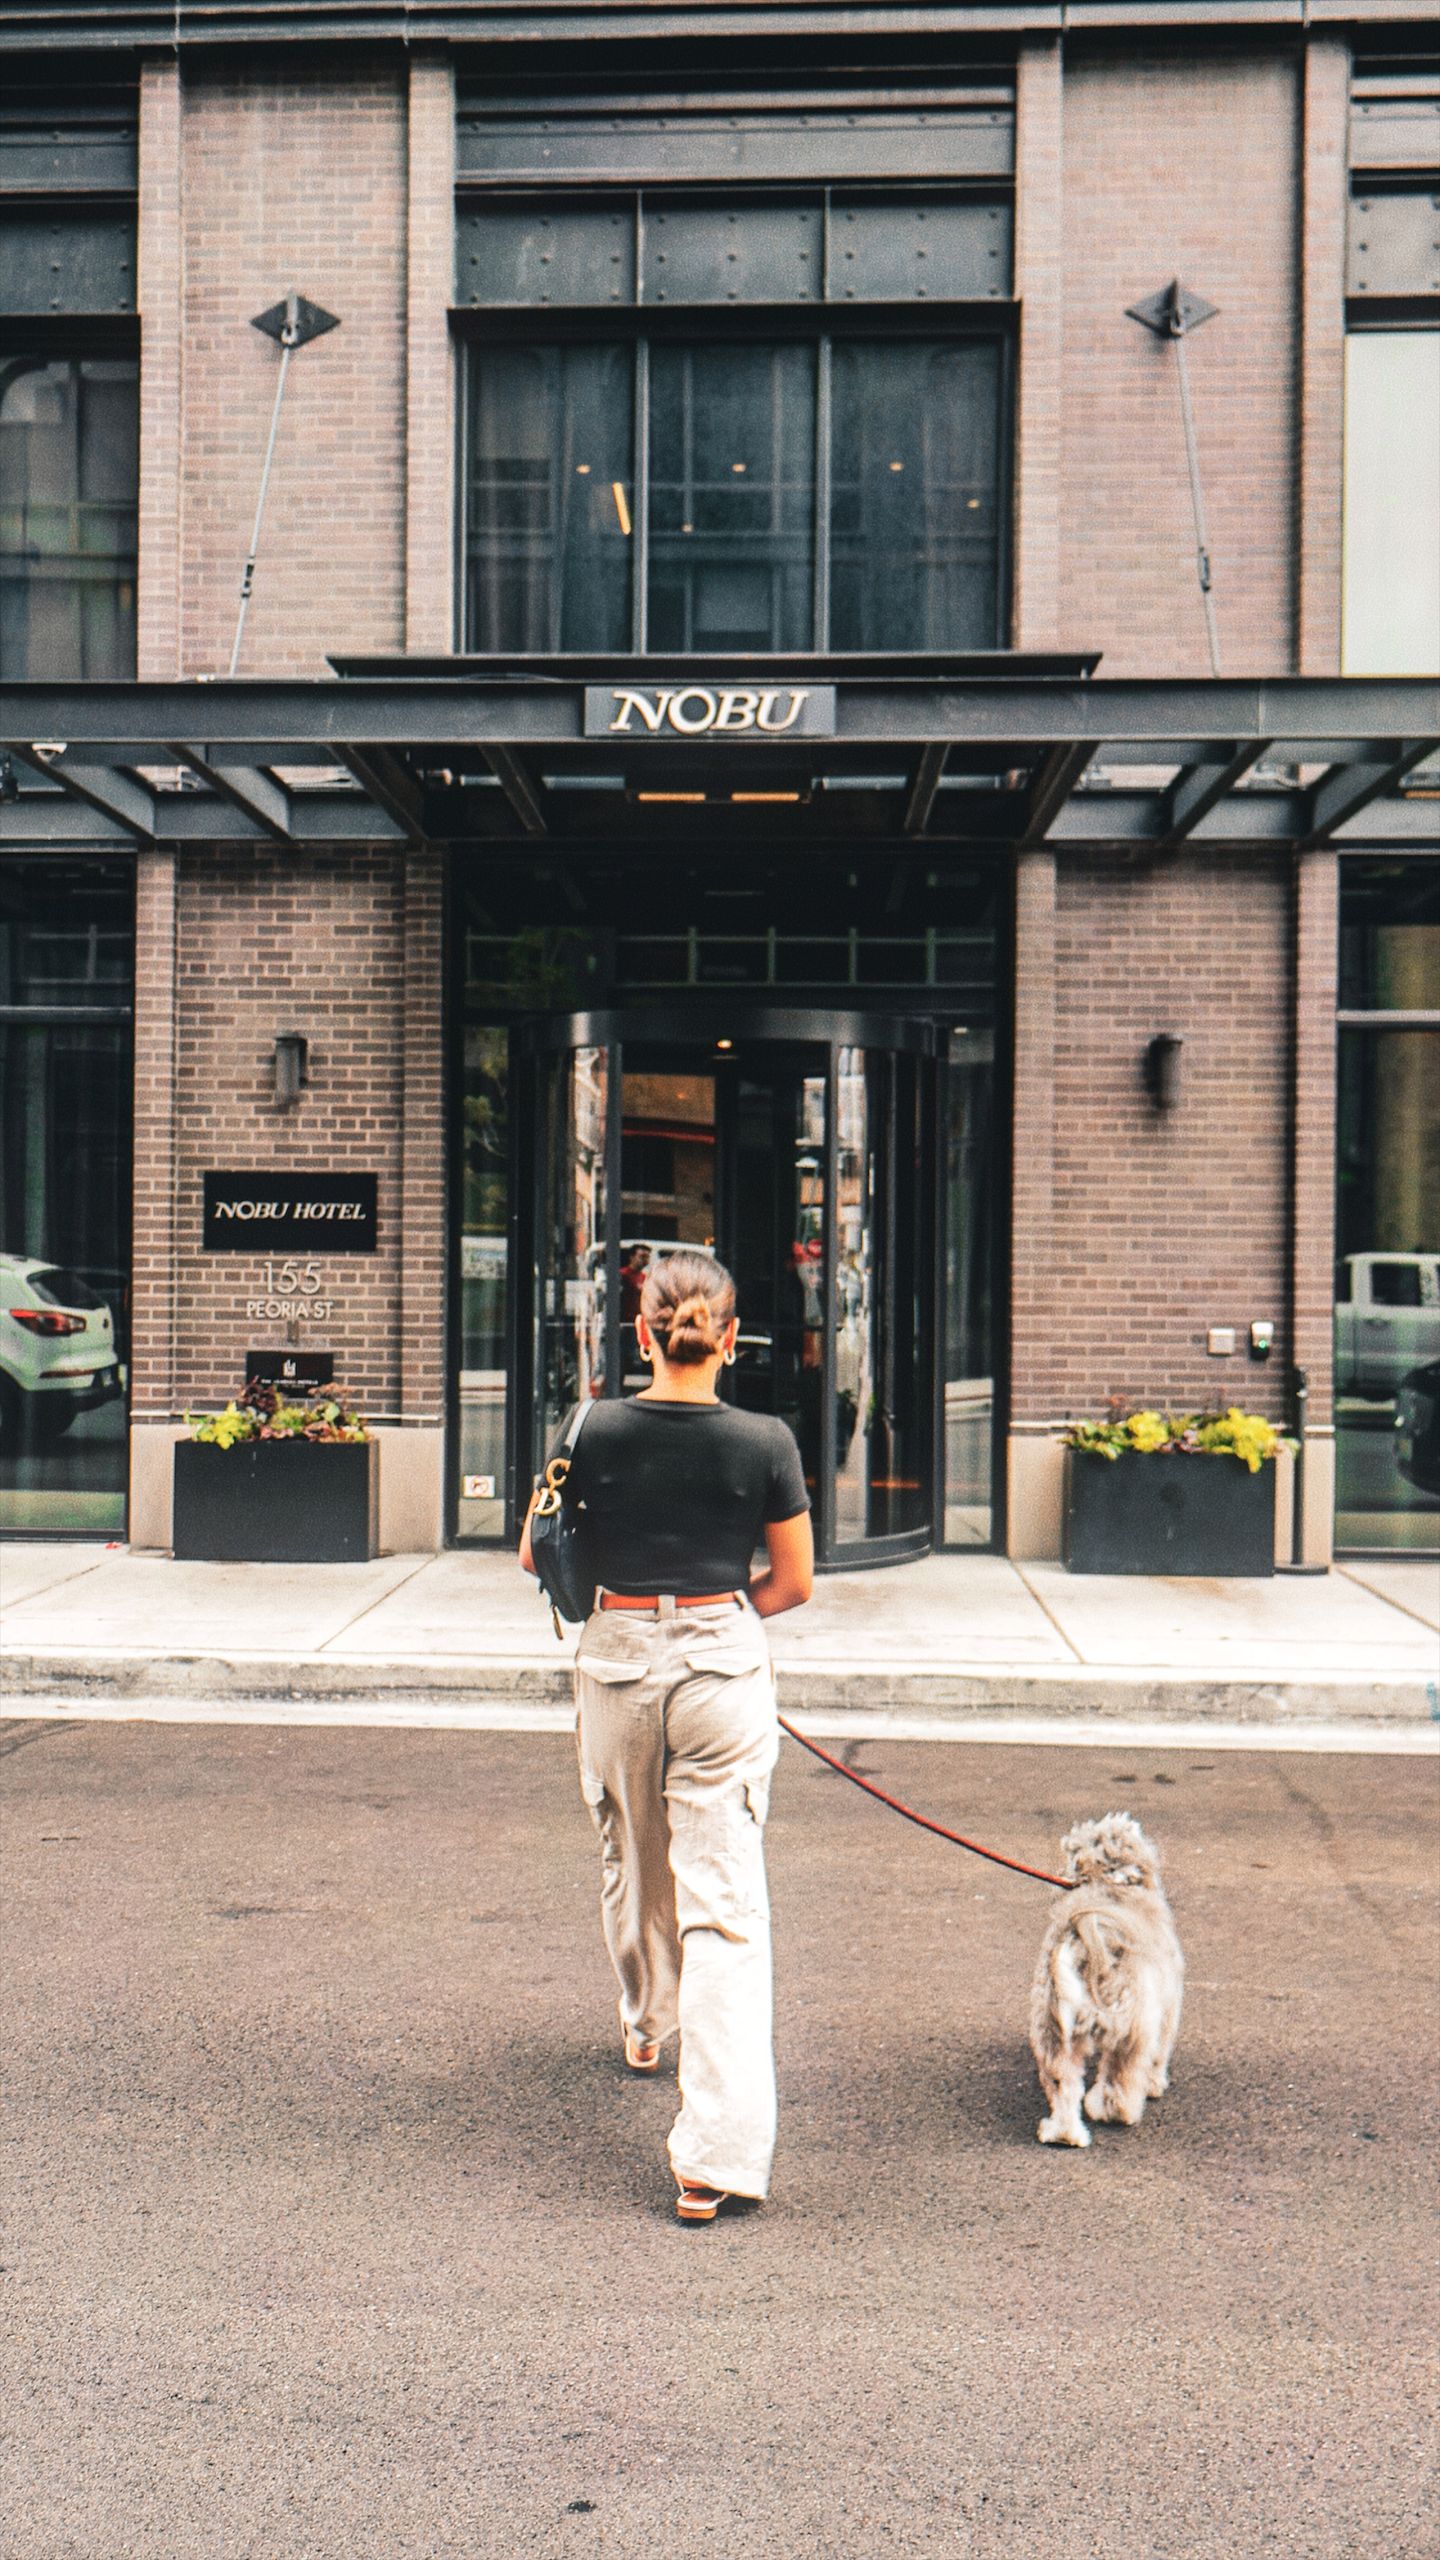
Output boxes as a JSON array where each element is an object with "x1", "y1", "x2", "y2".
[
  {"x1": 1347, "y1": 187, "x2": 1440, "y2": 298},
  {"x1": 1, "y1": 203, "x2": 135, "y2": 312},
  {"x1": 1348, "y1": 95, "x2": 1440, "y2": 174},
  {"x1": 0, "y1": 104, "x2": 136, "y2": 192},
  {"x1": 829, "y1": 193, "x2": 1011, "y2": 300},
  {"x1": 457, "y1": 199, "x2": 635, "y2": 306},
  {"x1": 458, "y1": 108, "x2": 1014, "y2": 188},
  {"x1": 643, "y1": 197, "x2": 821, "y2": 303}
]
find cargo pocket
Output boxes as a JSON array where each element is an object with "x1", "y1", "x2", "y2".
[
  {"x1": 574, "y1": 1617, "x2": 651, "y2": 1686},
  {"x1": 679, "y1": 1627, "x2": 770, "y2": 1681}
]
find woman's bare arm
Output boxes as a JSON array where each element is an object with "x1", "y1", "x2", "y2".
[
  {"x1": 748, "y1": 1511, "x2": 814, "y2": 1617},
  {"x1": 518, "y1": 1487, "x2": 540, "y2": 1576}
]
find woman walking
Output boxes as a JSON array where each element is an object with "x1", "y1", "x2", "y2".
[{"x1": 521, "y1": 1249, "x2": 813, "y2": 2222}]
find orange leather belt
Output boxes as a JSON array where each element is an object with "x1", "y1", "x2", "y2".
[{"x1": 600, "y1": 1590, "x2": 743, "y2": 1611}]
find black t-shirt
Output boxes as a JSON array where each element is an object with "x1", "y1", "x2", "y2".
[{"x1": 551, "y1": 1397, "x2": 810, "y2": 1596}]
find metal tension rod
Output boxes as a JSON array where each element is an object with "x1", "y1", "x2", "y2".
[
  {"x1": 1126, "y1": 280, "x2": 1222, "y2": 678},
  {"x1": 228, "y1": 290, "x2": 341, "y2": 678}
]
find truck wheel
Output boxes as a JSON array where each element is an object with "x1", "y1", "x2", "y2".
[{"x1": 21, "y1": 1395, "x2": 78, "y2": 1448}]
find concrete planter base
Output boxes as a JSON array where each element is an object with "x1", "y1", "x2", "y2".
[
  {"x1": 1064, "y1": 1449, "x2": 1275, "y2": 1576},
  {"x1": 172, "y1": 1439, "x2": 378, "y2": 1563}
]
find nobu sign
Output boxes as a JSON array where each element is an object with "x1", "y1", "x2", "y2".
[
  {"x1": 203, "y1": 1172, "x2": 378, "y2": 1253},
  {"x1": 584, "y1": 684, "x2": 836, "y2": 739}
]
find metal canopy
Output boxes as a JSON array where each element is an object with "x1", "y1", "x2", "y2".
[{"x1": 2, "y1": 662, "x2": 1437, "y2": 857}]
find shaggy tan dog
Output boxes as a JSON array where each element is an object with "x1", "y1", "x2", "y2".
[{"x1": 1030, "y1": 1813, "x2": 1183, "y2": 2148}]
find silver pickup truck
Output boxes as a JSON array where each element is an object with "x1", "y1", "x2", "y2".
[{"x1": 1334, "y1": 1252, "x2": 1440, "y2": 1402}]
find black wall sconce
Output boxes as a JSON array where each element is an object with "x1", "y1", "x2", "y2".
[
  {"x1": 1143, "y1": 1033, "x2": 1183, "y2": 1110},
  {"x1": 273, "y1": 1030, "x2": 309, "y2": 1108}
]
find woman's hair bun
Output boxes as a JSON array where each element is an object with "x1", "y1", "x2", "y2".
[{"x1": 641, "y1": 1250, "x2": 737, "y2": 1366}]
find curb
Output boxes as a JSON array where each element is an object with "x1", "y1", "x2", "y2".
[{"x1": 1, "y1": 1647, "x2": 1433, "y2": 1726}]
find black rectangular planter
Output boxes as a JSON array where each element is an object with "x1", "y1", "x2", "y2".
[
  {"x1": 173, "y1": 1438, "x2": 378, "y2": 1563},
  {"x1": 1064, "y1": 1450, "x2": 1275, "y2": 1576}
]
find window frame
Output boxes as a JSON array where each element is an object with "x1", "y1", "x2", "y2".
[{"x1": 454, "y1": 301, "x2": 1015, "y2": 656}]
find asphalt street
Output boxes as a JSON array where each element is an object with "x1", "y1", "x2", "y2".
[{"x1": 2, "y1": 1716, "x2": 1436, "y2": 2560}]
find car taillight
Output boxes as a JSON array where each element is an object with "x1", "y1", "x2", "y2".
[{"x1": 7, "y1": 1308, "x2": 86, "y2": 1336}]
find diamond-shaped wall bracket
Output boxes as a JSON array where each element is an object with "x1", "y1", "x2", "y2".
[
  {"x1": 250, "y1": 292, "x2": 341, "y2": 351},
  {"x1": 1126, "y1": 280, "x2": 1219, "y2": 338}
]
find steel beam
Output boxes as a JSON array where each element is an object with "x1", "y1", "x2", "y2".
[
  {"x1": 1021, "y1": 741, "x2": 1094, "y2": 843},
  {"x1": 7, "y1": 743, "x2": 155, "y2": 841},
  {"x1": 1160, "y1": 739, "x2": 1270, "y2": 842},
  {"x1": 170, "y1": 745, "x2": 294, "y2": 842},
  {"x1": 0, "y1": 794, "x2": 135, "y2": 848},
  {"x1": 328, "y1": 744, "x2": 427, "y2": 842},
  {"x1": 484, "y1": 746, "x2": 548, "y2": 837},
  {"x1": 1304, "y1": 738, "x2": 1440, "y2": 844},
  {"x1": 6, "y1": 674, "x2": 1440, "y2": 757},
  {"x1": 904, "y1": 745, "x2": 948, "y2": 835}
]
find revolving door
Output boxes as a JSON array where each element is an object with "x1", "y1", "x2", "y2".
[{"x1": 518, "y1": 1009, "x2": 938, "y2": 1566}]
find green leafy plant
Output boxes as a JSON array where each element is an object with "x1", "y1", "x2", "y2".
[
  {"x1": 1063, "y1": 1404, "x2": 1292, "y2": 1473},
  {"x1": 185, "y1": 1383, "x2": 370, "y2": 1446}
]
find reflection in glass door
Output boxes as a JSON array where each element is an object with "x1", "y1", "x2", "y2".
[
  {"x1": 724, "y1": 1055, "x2": 828, "y2": 1510},
  {"x1": 833, "y1": 1047, "x2": 928, "y2": 1546},
  {"x1": 0, "y1": 858, "x2": 133, "y2": 1536},
  {"x1": 533, "y1": 1043, "x2": 610, "y2": 1476}
]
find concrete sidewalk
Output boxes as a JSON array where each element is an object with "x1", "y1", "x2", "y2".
[{"x1": 2, "y1": 1540, "x2": 1436, "y2": 1729}]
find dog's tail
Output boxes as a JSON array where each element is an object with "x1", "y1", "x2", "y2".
[{"x1": 1072, "y1": 1908, "x2": 1131, "y2": 2011}]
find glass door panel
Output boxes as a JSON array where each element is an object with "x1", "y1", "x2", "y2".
[
  {"x1": 726, "y1": 1058, "x2": 827, "y2": 1507},
  {"x1": 943, "y1": 1027, "x2": 995, "y2": 1547},
  {"x1": 0, "y1": 1016, "x2": 130, "y2": 1534},
  {"x1": 833, "y1": 1047, "x2": 929, "y2": 1549},
  {"x1": 618, "y1": 1061, "x2": 717, "y2": 1391},
  {"x1": 833, "y1": 1046, "x2": 873, "y2": 1543},
  {"x1": 1335, "y1": 1024, "x2": 1440, "y2": 1551},
  {"x1": 534, "y1": 1043, "x2": 610, "y2": 1469},
  {"x1": 457, "y1": 1025, "x2": 509, "y2": 1540}
]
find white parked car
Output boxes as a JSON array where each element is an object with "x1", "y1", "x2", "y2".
[
  {"x1": 0, "y1": 1254, "x2": 122, "y2": 1447},
  {"x1": 1334, "y1": 1252, "x2": 1440, "y2": 1403}
]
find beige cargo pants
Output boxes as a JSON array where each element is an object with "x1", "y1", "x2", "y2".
[{"x1": 574, "y1": 1594, "x2": 780, "y2": 2201}]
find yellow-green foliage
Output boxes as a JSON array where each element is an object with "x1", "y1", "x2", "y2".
[
  {"x1": 1194, "y1": 1407, "x2": 1287, "y2": 1473},
  {"x1": 1125, "y1": 1410, "x2": 1169, "y2": 1453},
  {"x1": 186, "y1": 1400, "x2": 253, "y2": 1449},
  {"x1": 1064, "y1": 1406, "x2": 1291, "y2": 1466},
  {"x1": 185, "y1": 1389, "x2": 370, "y2": 1446}
]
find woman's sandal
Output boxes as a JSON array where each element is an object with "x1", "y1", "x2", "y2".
[
  {"x1": 675, "y1": 2178, "x2": 732, "y2": 2223},
  {"x1": 622, "y1": 2022, "x2": 661, "y2": 2073}
]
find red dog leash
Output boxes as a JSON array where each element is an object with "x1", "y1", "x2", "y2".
[{"x1": 776, "y1": 1713, "x2": 1069, "y2": 1890}]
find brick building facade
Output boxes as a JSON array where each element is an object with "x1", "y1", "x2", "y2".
[{"x1": 2, "y1": 2, "x2": 1436, "y2": 1565}]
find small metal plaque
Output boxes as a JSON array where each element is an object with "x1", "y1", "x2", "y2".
[{"x1": 244, "y1": 1349, "x2": 336, "y2": 1392}]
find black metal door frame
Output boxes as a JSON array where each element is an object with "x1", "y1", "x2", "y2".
[{"x1": 515, "y1": 1003, "x2": 936, "y2": 1567}]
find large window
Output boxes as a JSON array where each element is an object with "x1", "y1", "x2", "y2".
[
  {"x1": 0, "y1": 858, "x2": 133, "y2": 1534},
  {"x1": 0, "y1": 356, "x2": 138, "y2": 679},
  {"x1": 463, "y1": 329, "x2": 1007, "y2": 654},
  {"x1": 1342, "y1": 332, "x2": 1440, "y2": 675},
  {"x1": 464, "y1": 343, "x2": 633, "y2": 652}
]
